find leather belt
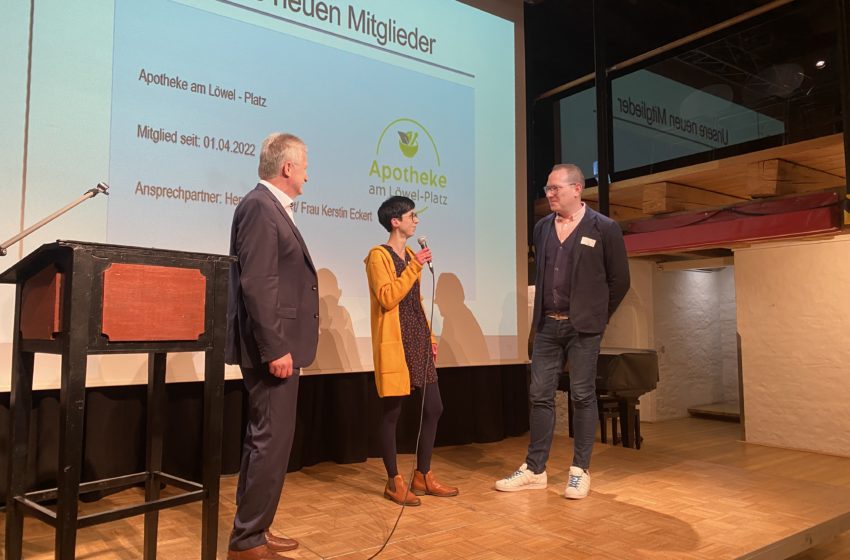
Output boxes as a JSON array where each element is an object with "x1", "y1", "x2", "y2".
[{"x1": 546, "y1": 312, "x2": 569, "y2": 320}]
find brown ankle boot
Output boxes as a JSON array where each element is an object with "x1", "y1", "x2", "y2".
[
  {"x1": 384, "y1": 474, "x2": 421, "y2": 506},
  {"x1": 412, "y1": 470, "x2": 459, "y2": 497}
]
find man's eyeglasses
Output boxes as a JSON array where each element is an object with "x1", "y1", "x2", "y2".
[
  {"x1": 402, "y1": 211, "x2": 417, "y2": 219},
  {"x1": 543, "y1": 182, "x2": 579, "y2": 195}
]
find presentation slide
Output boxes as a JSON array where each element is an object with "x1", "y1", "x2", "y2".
[{"x1": 0, "y1": 0, "x2": 521, "y2": 389}]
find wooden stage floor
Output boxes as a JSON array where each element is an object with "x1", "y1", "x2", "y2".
[{"x1": 3, "y1": 417, "x2": 850, "y2": 559}]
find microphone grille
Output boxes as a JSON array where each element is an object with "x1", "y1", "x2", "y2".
[{"x1": 417, "y1": 236, "x2": 427, "y2": 247}]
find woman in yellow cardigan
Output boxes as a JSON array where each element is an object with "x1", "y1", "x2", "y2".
[{"x1": 365, "y1": 196, "x2": 458, "y2": 506}]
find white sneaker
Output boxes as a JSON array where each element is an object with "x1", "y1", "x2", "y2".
[
  {"x1": 564, "y1": 466, "x2": 590, "y2": 499},
  {"x1": 495, "y1": 463, "x2": 547, "y2": 492}
]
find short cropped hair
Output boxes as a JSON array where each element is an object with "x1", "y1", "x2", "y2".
[
  {"x1": 377, "y1": 196, "x2": 415, "y2": 232},
  {"x1": 258, "y1": 133, "x2": 306, "y2": 180},
  {"x1": 551, "y1": 163, "x2": 585, "y2": 187}
]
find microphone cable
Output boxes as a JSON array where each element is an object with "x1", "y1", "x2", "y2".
[{"x1": 366, "y1": 249, "x2": 436, "y2": 560}]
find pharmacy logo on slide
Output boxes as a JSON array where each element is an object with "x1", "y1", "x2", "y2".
[
  {"x1": 370, "y1": 118, "x2": 447, "y2": 191},
  {"x1": 375, "y1": 118, "x2": 440, "y2": 164},
  {"x1": 397, "y1": 130, "x2": 419, "y2": 158}
]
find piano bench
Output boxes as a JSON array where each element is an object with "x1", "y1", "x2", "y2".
[
  {"x1": 613, "y1": 400, "x2": 642, "y2": 450},
  {"x1": 598, "y1": 397, "x2": 621, "y2": 445},
  {"x1": 566, "y1": 392, "x2": 643, "y2": 449}
]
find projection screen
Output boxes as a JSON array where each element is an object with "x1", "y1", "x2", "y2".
[{"x1": 0, "y1": 0, "x2": 527, "y2": 389}]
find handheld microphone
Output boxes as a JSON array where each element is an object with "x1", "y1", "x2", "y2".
[{"x1": 417, "y1": 236, "x2": 433, "y2": 272}]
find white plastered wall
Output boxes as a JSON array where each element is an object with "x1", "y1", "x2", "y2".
[
  {"x1": 649, "y1": 266, "x2": 739, "y2": 421},
  {"x1": 735, "y1": 236, "x2": 850, "y2": 458}
]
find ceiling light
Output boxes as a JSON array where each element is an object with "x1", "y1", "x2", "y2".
[{"x1": 815, "y1": 60, "x2": 827, "y2": 70}]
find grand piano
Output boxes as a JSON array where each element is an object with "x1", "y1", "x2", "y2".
[{"x1": 559, "y1": 347, "x2": 659, "y2": 449}]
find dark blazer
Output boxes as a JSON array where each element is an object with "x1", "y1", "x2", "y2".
[
  {"x1": 225, "y1": 183, "x2": 319, "y2": 369},
  {"x1": 532, "y1": 206, "x2": 630, "y2": 334}
]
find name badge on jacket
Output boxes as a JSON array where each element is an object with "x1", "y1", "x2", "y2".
[{"x1": 580, "y1": 236, "x2": 597, "y2": 248}]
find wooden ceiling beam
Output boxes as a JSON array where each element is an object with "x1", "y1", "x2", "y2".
[
  {"x1": 746, "y1": 158, "x2": 845, "y2": 197},
  {"x1": 585, "y1": 200, "x2": 646, "y2": 222},
  {"x1": 583, "y1": 183, "x2": 648, "y2": 222},
  {"x1": 642, "y1": 181, "x2": 744, "y2": 215},
  {"x1": 534, "y1": 196, "x2": 648, "y2": 224}
]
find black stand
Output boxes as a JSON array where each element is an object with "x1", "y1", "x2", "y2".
[{"x1": 1, "y1": 241, "x2": 234, "y2": 559}]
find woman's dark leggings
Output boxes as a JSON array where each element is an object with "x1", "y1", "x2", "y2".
[{"x1": 380, "y1": 381, "x2": 444, "y2": 478}]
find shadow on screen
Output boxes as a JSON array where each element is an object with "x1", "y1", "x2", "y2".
[
  {"x1": 434, "y1": 272, "x2": 488, "y2": 366},
  {"x1": 313, "y1": 268, "x2": 359, "y2": 371}
]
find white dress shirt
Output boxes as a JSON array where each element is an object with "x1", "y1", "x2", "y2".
[{"x1": 259, "y1": 179, "x2": 295, "y2": 223}]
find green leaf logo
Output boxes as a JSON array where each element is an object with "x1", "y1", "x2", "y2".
[{"x1": 398, "y1": 130, "x2": 419, "y2": 158}]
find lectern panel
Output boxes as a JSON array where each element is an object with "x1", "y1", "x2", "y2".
[
  {"x1": 101, "y1": 263, "x2": 206, "y2": 342},
  {"x1": 20, "y1": 264, "x2": 63, "y2": 340}
]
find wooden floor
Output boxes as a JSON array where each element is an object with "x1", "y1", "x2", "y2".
[{"x1": 3, "y1": 417, "x2": 850, "y2": 559}]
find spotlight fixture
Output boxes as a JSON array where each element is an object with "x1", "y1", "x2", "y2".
[{"x1": 815, "y1": 59, "x2": 827, "y2": 70}]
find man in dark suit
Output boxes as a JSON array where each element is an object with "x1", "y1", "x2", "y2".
[
  {"x1": 225, "y1": 133, "x2": 319, "y2": 560},
  {"x1": 495, "y1": 163, "x2": 629, "y2": 499}
]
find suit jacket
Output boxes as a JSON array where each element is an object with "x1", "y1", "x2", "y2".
[
  {"x1": 532, "y1": 206, "x2": 630, "y2": 334},
  {"x1": 225, "y1": 183, "x2": 319, "y2": 369}
]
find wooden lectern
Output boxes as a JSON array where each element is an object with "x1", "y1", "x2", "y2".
[{"x1": 0, "y1": 241, "x2": 235, "y2": 560}]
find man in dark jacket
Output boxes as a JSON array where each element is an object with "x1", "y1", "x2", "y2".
[
  {"x1": 496, "y1": 163, "x2": 630, "y2": 500},
  {"x1": 225, "y1": 133, "x2": 319, "y2": 559}
]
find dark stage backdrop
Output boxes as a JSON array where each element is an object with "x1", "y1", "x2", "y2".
[{"x1": 0, "y1": 365, "x2": 529, "y2": 503}]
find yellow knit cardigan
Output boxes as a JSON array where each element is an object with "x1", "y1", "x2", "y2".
[{"x1": 365, "y1": 245, "x2": 435, "y2": 397}]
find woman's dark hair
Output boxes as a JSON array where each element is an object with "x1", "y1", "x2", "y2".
[{"x1": 377, "y1": 196, "x2": 415, "y2": 232}]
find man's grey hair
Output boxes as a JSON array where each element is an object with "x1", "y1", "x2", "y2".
[
  {"x1": 258, "y1": 133, "x2": 306, "y2": 180},
  {"x1": 551, "y1": 163, "x2": 585, "y2": 187}
]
